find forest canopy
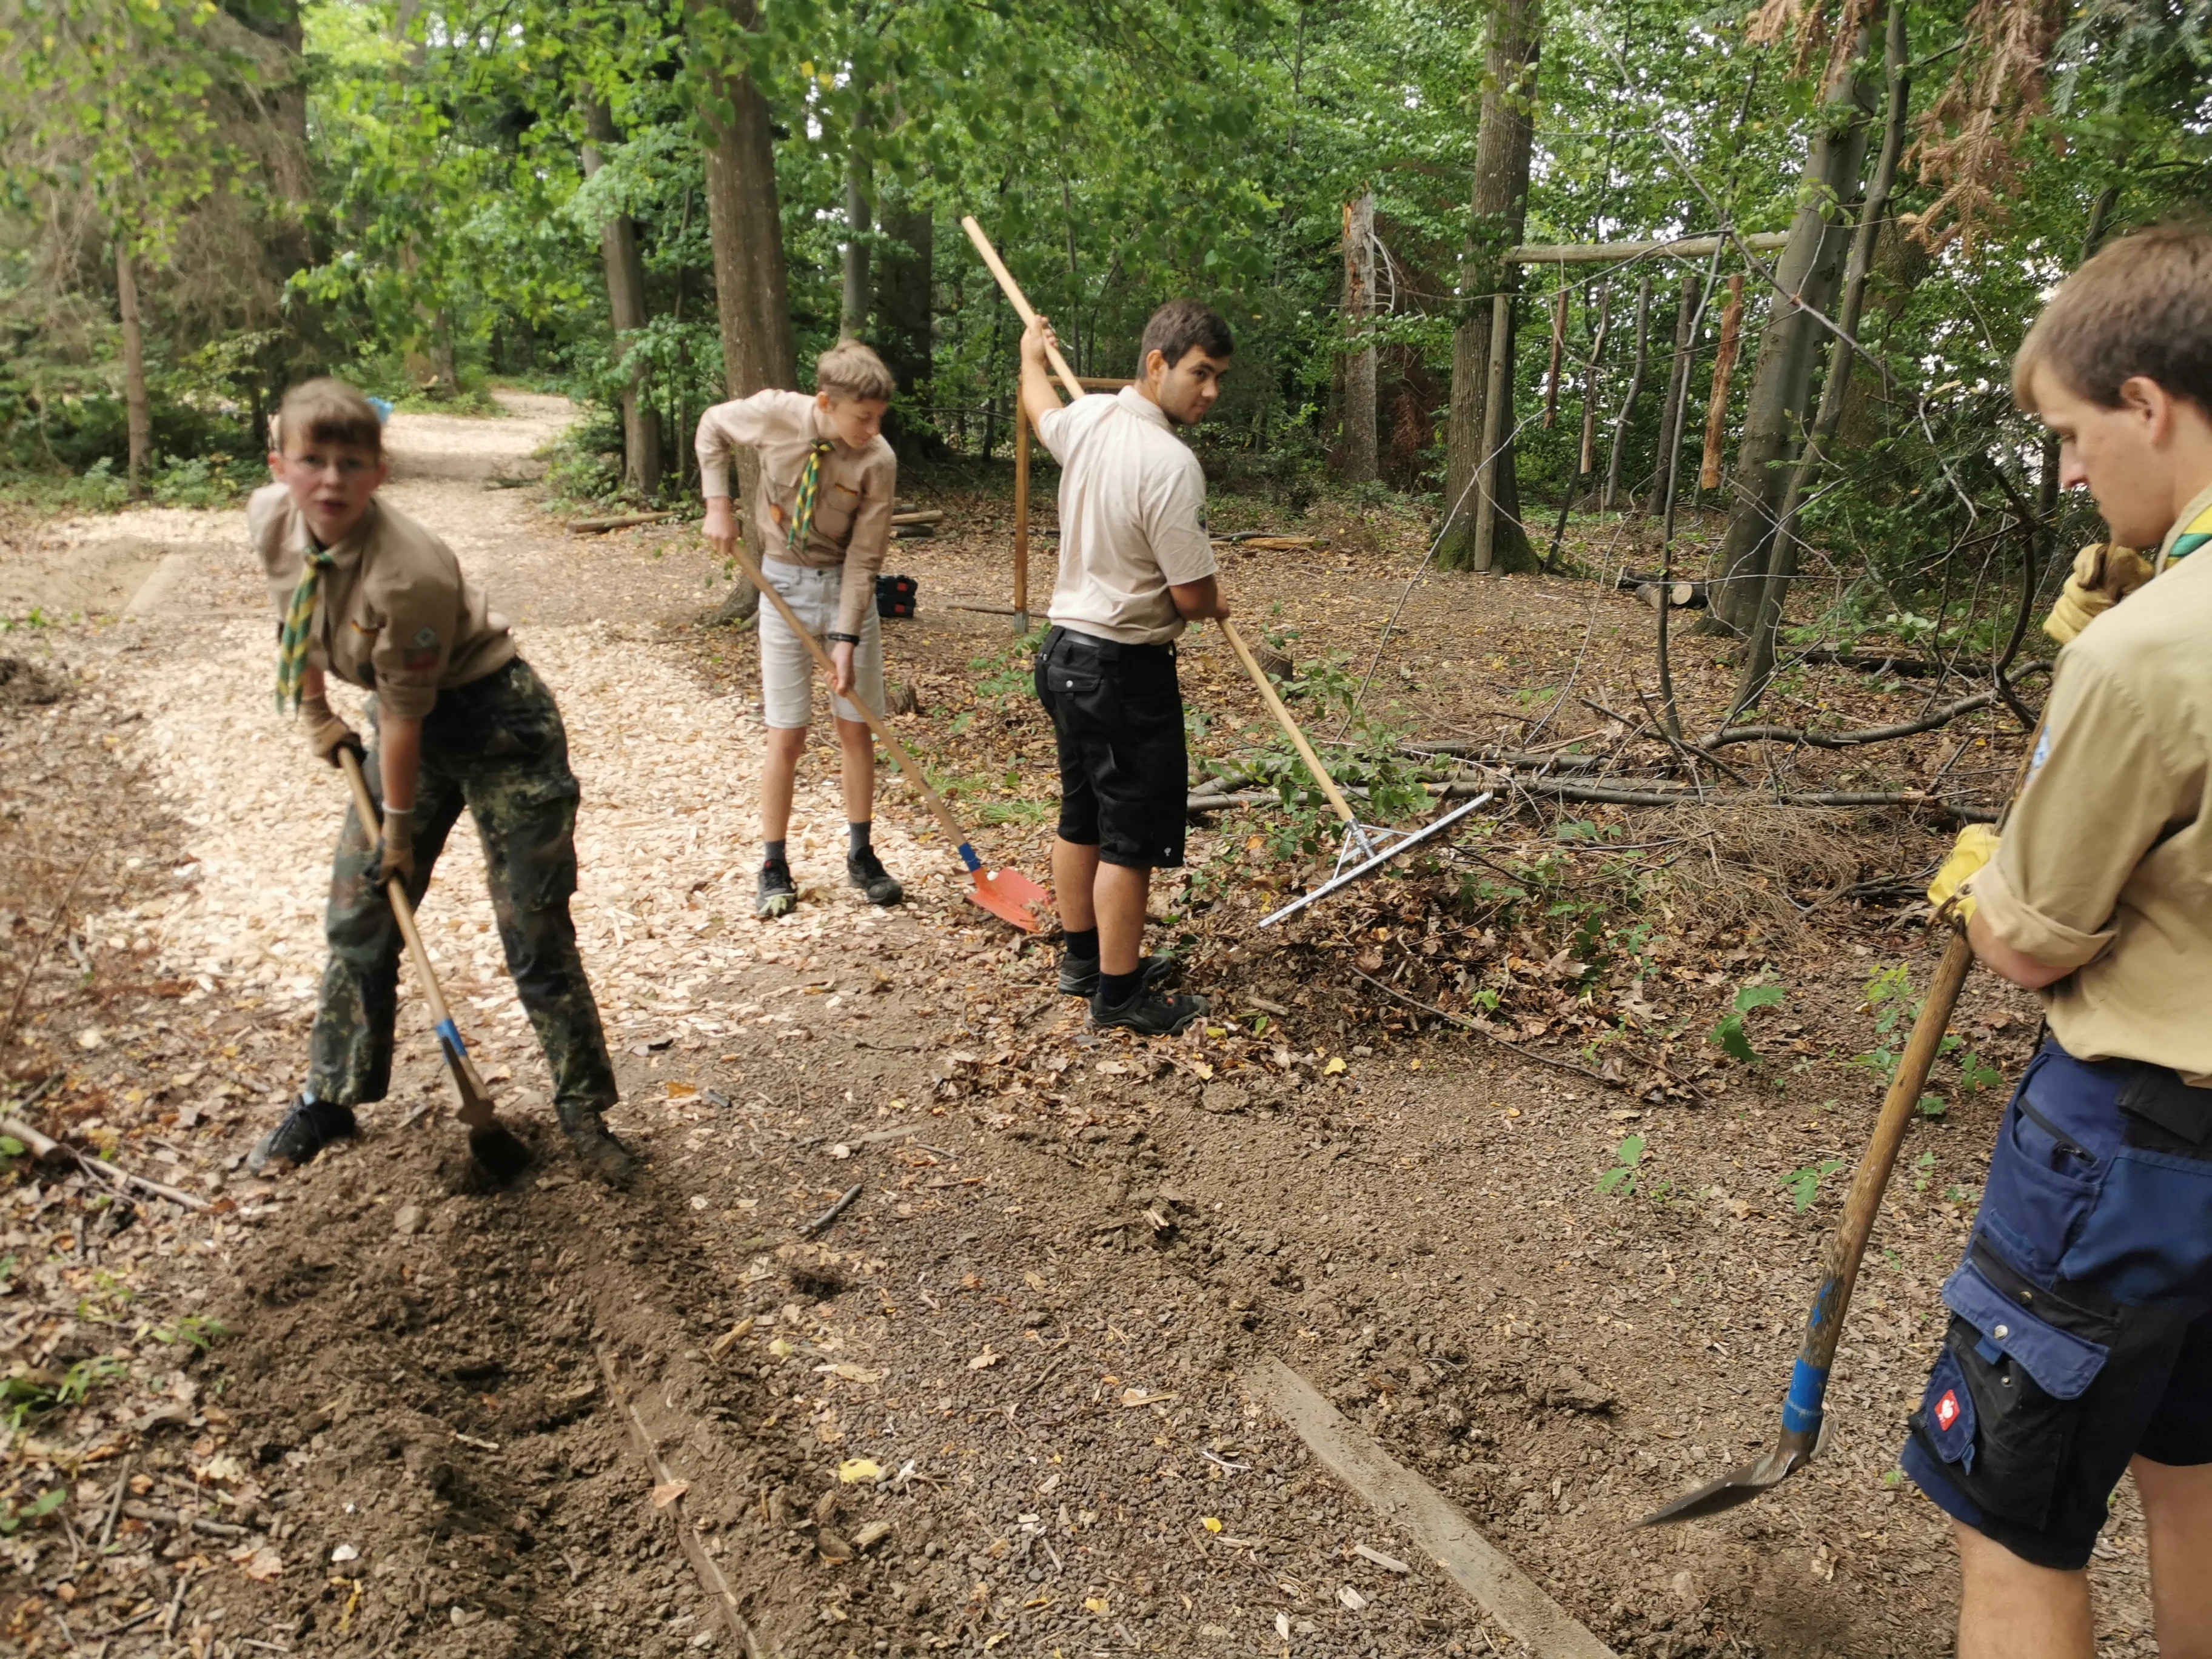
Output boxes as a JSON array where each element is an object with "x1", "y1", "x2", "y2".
[{"x1": 2, "y1": 0, "x2": 2208, "y2": 672}]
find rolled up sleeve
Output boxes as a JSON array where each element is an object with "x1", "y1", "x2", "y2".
[
  {"x1": 836, "y1": 469, "x2": 896, "y2": 638},
  {"x1": 1965, "y1": 654, "x2": 2187, "y2": 972}
]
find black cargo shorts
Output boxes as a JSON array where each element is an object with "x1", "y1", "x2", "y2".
[{"x1": 1033, "y1": 625, "x2": 1186, "y2": 870}]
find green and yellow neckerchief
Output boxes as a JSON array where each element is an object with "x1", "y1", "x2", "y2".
[
  {"x1": 274, "y1": 545, "x2": 335, "y2": 712},
  {"x1": 786, "y1": 438, "x2": 837, "y2": 555}
]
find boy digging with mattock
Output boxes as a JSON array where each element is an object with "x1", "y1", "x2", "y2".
[
  {"x1": 697, "y1": 342, "x2": 904, "y2": 920},
  {"x1": 247, "y1": 378, "x2": 635, "y2": 1184}
]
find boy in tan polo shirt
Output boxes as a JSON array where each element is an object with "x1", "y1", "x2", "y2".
[
  {"x1": 1905, "y1": 225, "x2": 2212, "y2": 1658},
  {"x1": 246, "y1": 379, "x2": 634, "y2": 1183},
  {"x1": 698, "y1": 341, "x2": 902, "y2": 919}
]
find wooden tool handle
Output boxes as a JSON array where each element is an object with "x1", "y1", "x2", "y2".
[
  {"x1": 1219, "y1": 619, "x2": 1360, "y2": 829},
  {"x1": 337, "y1": 748, "x2": 495, "y2": 1127},
  {"x1": 719, "y1": 540, "x2": 981, "y2": 868},
  {"x1": 960, "y1": 216, "x2": 1087, "y2": 402}
]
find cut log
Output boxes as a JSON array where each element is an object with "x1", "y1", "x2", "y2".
[{"x1": 569, "y1": 511, "x2": 677, "y2": 534}]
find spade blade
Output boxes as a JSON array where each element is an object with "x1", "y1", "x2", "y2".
[
  {"x1": 970, "y1": 867, "x2": 1051, "y2": 933},
  {"x1": 1637, "y1": 1435, "x2": 1812, "y2": 1527}
]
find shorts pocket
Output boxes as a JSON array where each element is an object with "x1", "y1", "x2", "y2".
[
  {"x1": 1982, "y1": 1064, "x2": 2105, "y2": 1282},
  {"x1": 1922, "y1": 1262, "x2": 2114, "y2": 1530}
]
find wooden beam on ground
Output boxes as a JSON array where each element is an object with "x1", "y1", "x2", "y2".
[
  {"x1": 1505, "y1": 231, "x2": 1791, "y2": 266},
  {"x1": 1247, "y1": 1356, "x2": 1615, "y2": 1658}
]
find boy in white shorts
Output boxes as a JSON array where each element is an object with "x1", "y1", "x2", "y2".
[{"x1": 698, "y1": 341, "x2": 903, "y2": 918}]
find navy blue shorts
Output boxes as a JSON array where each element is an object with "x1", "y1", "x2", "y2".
[{"x1": 1902, "y1": 1041, "x2": 2212, "y2": 1570}]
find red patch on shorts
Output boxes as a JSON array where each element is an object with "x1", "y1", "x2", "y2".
[{"x1": 1935, "y1": 1389, "x2": 1960, "y2": 1431}]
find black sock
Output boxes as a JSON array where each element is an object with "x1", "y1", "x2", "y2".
[
  {"x1": 1064, "y1": 927, "x2": 1100, "y2": 960},
  {"x1": 848, "y1": 821, "x2": 873, "y2": 857},
  {"x1": 763, "y1": 839, "x2": 788, "y2": 870},
  {"x1": 1097, "y1": 968, "x2": 1141, "y2": 1006}
]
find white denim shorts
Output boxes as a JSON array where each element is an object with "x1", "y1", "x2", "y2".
[{"x1": 757, "y1": 558, "x2": 885, "y2": 729}]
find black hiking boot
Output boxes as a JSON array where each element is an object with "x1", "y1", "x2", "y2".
[
  {"x1": 846, "y1": 849, "x2": 903, "y2": 907},
  {"x1": 1059, "y1": 952, "x2": 1181, "y2": 999},
  {"x1": 1089, "y1": 988, "x2": 1210, "y2": 1037},
  {"x1": 559, "y1": 1110, "x2": 640, "y2": 1186},
  {"x1": 247, "y1": 1095, "x2": 358, "y2": 1173},
  {"x1": 756, "y1": 862, "x2": 797, "y2": 919}
]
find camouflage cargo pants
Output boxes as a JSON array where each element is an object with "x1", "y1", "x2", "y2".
[{"x1": 307, "y1": 657, "x2": 618, "y2": 1126}]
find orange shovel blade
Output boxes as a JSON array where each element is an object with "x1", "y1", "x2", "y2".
[{"x1": 968, "y1": 866, "x2": 1051, "y2": 933}]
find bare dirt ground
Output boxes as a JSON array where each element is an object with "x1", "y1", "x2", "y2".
[{"x1": 0, "y1": 398, "x2": 2164, "y2": 1657}]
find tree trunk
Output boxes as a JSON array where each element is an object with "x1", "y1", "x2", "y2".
[
  {"x1": 841, "y1": 113, "x2": 872, "y2": 339},
  {"x1": 697, "y1": 0, "x2": 797, "y2": 625},
  {"x1": 874, "y1": 199, "x2": 939, "y2": 459},
  {"x1": 1339, "y1": 190, "x2": 1378, "y2": 483},
  {"x1": 1727, "y1": 1, "x2": 1911, "y2": 709},
  {"x1": 1698, "y1": 274, "x2": 1745, "y2": 489},
  {"x1": 115, "y1": 243, "x2": 150, "y2": 497},
  {"x1": 1602, "y1": 275, "x2": 1652, "y2": 511},
  {"x1": 1698, "y1": 12, "x2": 1883, "y2": 637},
  {"x1": 581, "y1": 100, "x2": 663, "y2": 498},
  {"x1": 392, "y1": 0, "x2": 454, "y2": 397},
  {"x1": 1438, "y1": 0, "x2": 1541, "y2": 571}
]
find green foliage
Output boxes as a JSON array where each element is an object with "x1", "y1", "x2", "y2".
[
  {"x1": 0, "y1": 1486, "x2": 67, "y2": 1535},
  {"x1": 1782, "y1": 1159, "x2": 1846, "y2": 1214},
  {"x1": 1597, "y1": 1134, "x2": 1647, "y2": 1198},
  {"x1": 1711, "y1": 982, "x2": 1786, "y2": 1064}
]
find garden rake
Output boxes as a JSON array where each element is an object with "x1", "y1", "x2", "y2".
[
  {"x1": 961, "y1": 215, "x2": 1483, "y2": 923},
  {"x1": 336, "y1": 748, "x2": 532, "y2": 1183}
]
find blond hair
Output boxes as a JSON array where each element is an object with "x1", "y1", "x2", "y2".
[
  {"x1": 275, "y1": 377, "x2": 383, "y2": 455},
  {"x1": 2014, "y1": 223, "x2": 2212, "y2": 412},
  {"x1": 816, "y1": 340, "x2": 896, "y2": 404}
]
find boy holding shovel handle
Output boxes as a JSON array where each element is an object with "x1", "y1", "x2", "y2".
[
  {"x1": 1901, "y1": 226, "x2": 2212, "y2": 1658},
  {"x1": 246, "y1": 379, "x2": 635, "y2": 1184}
]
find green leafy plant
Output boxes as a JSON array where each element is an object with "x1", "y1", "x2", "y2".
[
  {"x1": 1912, "y1": 1150, "x2": 1939, "y2": 1192},
  {"x1": 0, "y1": 1487, "x2": 66, "y2": 1535},
  {"x1": 1711, "y1": 983, "x2": 1787, "y2": 1064},
  {"x1": 1598, "y1": 1134, "x2": 1647, "y2": 1197},
  {"x1": 1782, "y1": 1158, "x2": 1846, "y2": 1213}
]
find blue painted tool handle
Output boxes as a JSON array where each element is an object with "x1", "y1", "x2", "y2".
[
  {"x1": 435, "y1": 1018, "x2": 468, "y2": 1062},
  {"x1": 1781, "y1": 1351, "x2": 1831, "y2": 1436},
  {"x1": 956, "y1": 843, "x2": 984, "y2": 873}
]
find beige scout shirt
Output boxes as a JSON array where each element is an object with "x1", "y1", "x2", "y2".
[
  {"x1": 1967, "y1": 488, "x2": 2212, "y2": 1083},
  {"x1": 1035, "y1": 386, "x2": 1216, "y2": 646},
  {"x1": 694, "y1": 389, "x2": 896, "y2": 638},
  {"x1": 249, "y1": 483, "x2": 515, "y2": 722}
]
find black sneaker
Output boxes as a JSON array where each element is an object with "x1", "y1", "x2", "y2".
[
  {"x1": 1090, "y1": 988, "x2": 1210, "y2": 1036},
  {"x1": 1059, "y1": 953, "x2": 1182, "y2": 998},
  {"x1": 247, "y1": 1096, "x2": 358, "y2": 1172},
  {"x1": 756, "y1": 862, "x2": 797, "y2": 919},
  {"x1": 846, "y1": 850, "x2": 903, "y2": 906},
  {"x1": 559, "y1": 1113, "x2": 640, "y2": 1186}
]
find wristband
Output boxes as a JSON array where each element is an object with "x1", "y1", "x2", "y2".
[{"x1": 826, "y1": 632, "x2": 861, "y2": 646}]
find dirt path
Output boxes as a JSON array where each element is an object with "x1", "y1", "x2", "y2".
[{"x1": 0, "y1": 401, "x2": 2163, "y2": 1658}]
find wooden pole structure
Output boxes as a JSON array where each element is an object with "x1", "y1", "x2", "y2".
[
  {"x1": 1013, "y1": 395, "x2": 1030, "y2": 632},
  {"x1": 1471, "y1": 291, "x2": 1512, "y2": 573}
]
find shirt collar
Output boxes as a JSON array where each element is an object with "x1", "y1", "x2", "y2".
[
  {"x1": 297, "y1": 498, "x2": 378, "y2": 571},
  {"x1": 2156, "y1": 475, "x2": 2212, "y2": 572},
  {"x1": 1115, "y1": 384, "x2": 1171, "y2": 431}
]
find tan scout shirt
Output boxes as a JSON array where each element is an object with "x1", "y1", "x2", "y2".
[
  {"x1": 1967, "y1": 503, "x2": 2212, "y2": 1083},
  {"x1": 249, "y1": 483, "x2": 515, "y2": 722},
  {"x1": 694, "y1": 389, "x2": 896, "y2": 638},
  {"x1": 1035, "y1": 386, "x2": 1216, "y2": 646}
]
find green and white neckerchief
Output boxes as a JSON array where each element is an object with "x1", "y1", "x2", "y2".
[
  {"x1": 2162, "y1": 496, "x2": 2212, "y2": 569},
  {"x1": 786, "y1": 438, "x2": 837, "y2": 555},
  {"x1": 274, "y1": 544, "x2": 335, "y2": 712}
]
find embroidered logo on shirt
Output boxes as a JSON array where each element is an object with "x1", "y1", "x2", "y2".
[
  {"x1": 402, "y1": 625, "x2": 441, "y2": 672},
  {"x1": 2029, "y1": 726, "x2": 2052, "y2": 777}
]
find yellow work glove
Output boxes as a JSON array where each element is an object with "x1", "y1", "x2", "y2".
[
  {"x1": 1928, "y1": 823, "x2": 2000, "y2": 924},
  {"x1": 2044, "y1": 542, "x2": 2155, "y2": 645}
]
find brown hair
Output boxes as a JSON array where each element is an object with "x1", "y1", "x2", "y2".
[
  {"x1": 2014, "y1": 223, "x2": 2212, "y2": 412},
  {"x1": 275, "y1": 377, "x2": 383, "y2": 455},
  {"x1": 1138, "y1": 300, "x2": 1234, "y2": 375},
  {"x1": 816, "y1": 340, "x2": 896, "y2": 403}
]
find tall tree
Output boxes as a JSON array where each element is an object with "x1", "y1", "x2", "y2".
[
  {"x1": 1338, "y1": 189, "x2": 1378, "y2": 483},
  {"x1": 874, "y1": 196, "x2": 936, "y2": 459},
  {"x1": 1700, "y1": 8, "x2": 1884, "y2": 637},
  {"x1": 580, "y1": 99, "x2": 663, "y2": 498},
  {"x1": 842, "y1": 114, "x2": 873, "y2": 339},
  {"x1": 1439, "y1": 0, "x2": 1541, "y2": 571},
  {"x1": 694, "y1": 0, "x2": 797, "y2": 624}
]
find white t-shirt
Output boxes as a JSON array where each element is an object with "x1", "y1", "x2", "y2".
[{"x1": 1035, "y1": 386, "x2": 1216, "y2": 645}]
